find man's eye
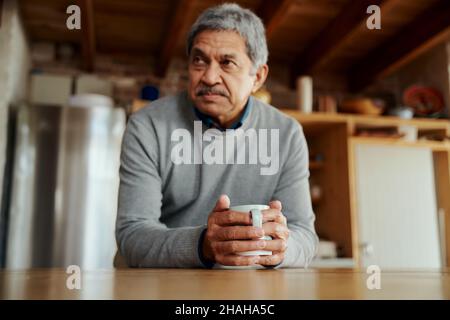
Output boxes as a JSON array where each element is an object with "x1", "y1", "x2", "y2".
[
  {"x1": 222, "y1": 60, "x2": 235, "y2": 67},
  {"x1": 192, "y1": 57, "x2": 205, "y2": 65}
]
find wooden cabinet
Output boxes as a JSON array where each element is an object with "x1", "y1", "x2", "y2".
[
  {"x1": 282, "y1": 110, "x2": 450, "y2": 268},
  {"x1": 355, "y1": 144, "x2": 441, "y2": 268}
]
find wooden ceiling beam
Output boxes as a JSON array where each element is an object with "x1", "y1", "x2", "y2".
[
  {"x1": 257, "y1": 0, "x2": 295, "y2": 40},
  {"x1": 0, "y1": 0, "x2": 3, "y2": 27},
  {"x1": 349, "y1": 0, "x2": 450, "y2": 92},
  {"x1": 291, "y1": 0, "x2": 387, "y2": 80},
  {"x1": 155, "y1": 0, "x2": 196, "y2": 78},
  {"x1": 79, "y1": 0, "x2": 96, "y2": 72}
]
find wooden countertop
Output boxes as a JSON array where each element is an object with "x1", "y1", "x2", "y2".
[{"x1": 1, "y1": 268, "x2": 449, "y2": 299}]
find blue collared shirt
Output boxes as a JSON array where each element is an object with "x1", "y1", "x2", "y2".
[{"x1": 193, "y1": 96, "x2": 253, "y2": 131}]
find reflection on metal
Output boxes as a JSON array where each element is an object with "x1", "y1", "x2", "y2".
[{"x1": 6, "y1": 103, "x2": 125, "y2": 269}]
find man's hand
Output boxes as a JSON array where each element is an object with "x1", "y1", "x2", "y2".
[
  {"x1": 258, "y1": 200, "x2": 289, "y2": 266},
  {"x1": 202, "y1": 195, "x2": 289, "y2": 266}
]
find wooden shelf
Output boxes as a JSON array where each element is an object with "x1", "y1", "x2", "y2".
[
  {"x1": 350, "y1": 136, "x2": 450, "y2": 151},
  {"x1": 281, "y1": 110, "x2": 450, "y2": 137},
  {"x1": 281, "y1": 110, "x2": 450, "y2": 130}
]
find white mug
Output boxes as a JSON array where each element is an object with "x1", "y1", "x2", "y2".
[{"x1": 229, "y1": 204, "x2": 272, "y2": 256}]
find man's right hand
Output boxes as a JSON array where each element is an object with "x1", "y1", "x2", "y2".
[{"x1": 202, "y1": 194, "x2": 281, "y2": 266}]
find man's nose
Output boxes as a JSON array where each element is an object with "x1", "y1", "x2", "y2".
[{"x1": 201, "y1": 62, "x2": 222, "y2": 86}]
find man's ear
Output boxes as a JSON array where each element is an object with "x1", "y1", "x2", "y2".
[{"x1": 251, "y1": 64, "x2": 269, "y2": 93}]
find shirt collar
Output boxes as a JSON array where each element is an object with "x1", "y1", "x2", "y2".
[{"x1": 193, "y1": 96, "x2": 253, "y2": 131}]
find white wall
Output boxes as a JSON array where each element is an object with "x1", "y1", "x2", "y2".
[{"x1": 0, "y1": 0, "x2": 31, "y2": 194}]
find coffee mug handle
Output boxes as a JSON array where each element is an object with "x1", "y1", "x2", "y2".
[{"x1": 250, "y1": 209, "x2": 263, "y2": 228}]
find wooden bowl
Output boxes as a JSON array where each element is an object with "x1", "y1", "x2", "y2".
[{"x1": 339, "y1": 98, "x2": 385, "y2": 115}]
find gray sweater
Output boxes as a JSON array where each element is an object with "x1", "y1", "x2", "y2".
[{"x1": 116, "y1": 91, "x2": 318, "y2": 268}]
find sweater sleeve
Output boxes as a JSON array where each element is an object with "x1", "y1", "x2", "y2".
[
  {"x1": 115, "y1": 115, "x2": 206, "y2": 268},
  {"x1": 271, "y1": 120, "x2": 319, "y2": 268}
]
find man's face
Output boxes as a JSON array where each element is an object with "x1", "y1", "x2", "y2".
[{"x1": 188, "y1": 30, "x2": 266, "y2": 126}]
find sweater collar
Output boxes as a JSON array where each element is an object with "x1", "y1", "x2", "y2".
[{"x1": 193, "y1": 96, "x2": 253, "y2": 131}]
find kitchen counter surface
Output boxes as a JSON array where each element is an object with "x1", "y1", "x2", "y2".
[{"x1": 1, "y1": 268, "x2": 449, "y2": 299}]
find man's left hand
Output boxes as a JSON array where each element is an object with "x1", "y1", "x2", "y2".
[{"x1": 257, "y1": 200, "x2": 289, "y2": 266}]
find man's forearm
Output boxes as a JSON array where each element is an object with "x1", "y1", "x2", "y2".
[{"x1": 117, "y1": 222, "x2": 206, "y2": 268}]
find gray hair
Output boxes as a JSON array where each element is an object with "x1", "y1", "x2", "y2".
[{"x1": 186, "y1": 3, "x2": 268, "y2": 71}]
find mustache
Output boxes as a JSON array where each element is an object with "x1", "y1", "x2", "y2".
[{"x1": 195, "y1": 86, "x2": 229, "y2": 97}]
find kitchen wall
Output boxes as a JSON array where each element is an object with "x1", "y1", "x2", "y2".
[
  {"x1": 366, "y1": 41, "x2": 450, "y2": 116},
  {"x1": 261, "y1": 41, "x2": 450, "y2": 114}
]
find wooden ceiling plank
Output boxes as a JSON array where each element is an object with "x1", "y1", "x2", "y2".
[
  {"x1": 292, "y1": 0, "x2": 387, "y2": 79},
  {"x1": 79, "y1": 0, "x2": 96, "y2": 72},
  {"x1": 155, "y1": 0, "x2": 196, "y2": 78},
  {"x1": 0, "y1": 0, "x2": 3, "y2": 27},
  {"x1": 257, "y1": 0, "x2": 295, "y2": 39},
  {"x1": 349, "y1": 0, "x2": 450, "y2": 92}
]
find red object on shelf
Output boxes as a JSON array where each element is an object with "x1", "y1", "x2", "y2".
[{"x1": 403, "y1": 85, "x2": 444, "y2": 116}]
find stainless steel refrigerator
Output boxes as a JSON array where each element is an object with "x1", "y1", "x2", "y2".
[{"x1": 4, "y1": 103, "x2": 125, "y2": 269}]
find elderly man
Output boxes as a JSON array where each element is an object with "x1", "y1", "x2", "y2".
[{"x1": 116, "y1": 3, "x2": 318, "y2": 268}]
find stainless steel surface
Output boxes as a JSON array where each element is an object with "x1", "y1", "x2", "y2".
[{"x1": 6, "y1": 103, "x2": 125, "y2": 269}]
